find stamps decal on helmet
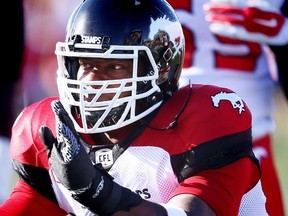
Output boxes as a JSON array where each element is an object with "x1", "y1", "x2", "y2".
[{"x1": 81, "y1": 35, "x2": 102, "y2": 44}]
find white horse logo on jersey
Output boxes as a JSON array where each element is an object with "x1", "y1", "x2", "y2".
[{"x1": 211, "y1": 91, "x2": 245, "y2": 114}]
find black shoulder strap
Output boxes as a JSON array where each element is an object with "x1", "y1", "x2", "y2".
[{"x1": 171, "y1": 129, "x2": 260, "y2": 182}]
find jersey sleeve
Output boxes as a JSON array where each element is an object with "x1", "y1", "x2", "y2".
[
  {"x1": 150, "y1": 84, "x2": 253, "y2": 150},
  {"x1": 5, "y1": 97, "x2": 63, "y2": 213},
  {"x1": 183, "y1": 84, "x2": 252, "y2": 145},
  {"x1": 170, "y1": 157, "x2": 260, "y2": 215},
  {"x1": 0, "y1": 179, "x2": 67, "y2": 216},
  {"x1": 163, "y1": 85, "x2": 259, "y2": 215},
  {"x1": 10, "y1": 96, "x2": 59, "y2": 167}
]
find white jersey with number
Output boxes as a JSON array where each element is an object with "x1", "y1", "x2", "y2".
[{"x1": 166, "y1": 0, "x2": 286, "y2": 215}]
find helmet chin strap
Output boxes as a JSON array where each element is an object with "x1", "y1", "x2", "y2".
[{"x1": 143, "y1": 81, "x2": 192, "y2": 130}]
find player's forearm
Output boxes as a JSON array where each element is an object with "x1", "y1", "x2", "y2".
[
  {"x1": 112, "y1": 194, "x2": 216, "y2": 216},
  {"x1": 112, "y1": 200, "x2": 166, "y2": 216}
]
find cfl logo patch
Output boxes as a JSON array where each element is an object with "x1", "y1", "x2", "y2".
[{"x1": 95, "y1": 148, "x2": 113, "y2": 169}]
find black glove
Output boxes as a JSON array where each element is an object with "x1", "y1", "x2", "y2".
[{"x1": 39, "y1": 100, "x2": 142, "y2": 215}]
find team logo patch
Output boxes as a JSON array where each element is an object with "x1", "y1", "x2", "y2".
[
  {"x1": 95, "y1": 148, "x2": 113, "y2": 169},
  {"x1": 211, "y1": 91, "x2": 245, "y2": 114}
]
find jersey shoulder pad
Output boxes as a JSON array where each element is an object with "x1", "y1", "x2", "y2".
[
  {"x1": 178, "y1": 84, "x2": 252, "y2": 143},
  {"x1": 10, "y1": 96, "x2": 59, "y2": 168}
]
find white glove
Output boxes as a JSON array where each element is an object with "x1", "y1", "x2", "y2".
[{"x1": 204, "y1": 0, "x2": 288, "y2": 45}]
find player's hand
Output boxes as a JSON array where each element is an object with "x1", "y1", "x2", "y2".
[
  {"x1": 204, "y1": 0, "x2": 288, "y2": 45},
  {"x1": 39, "y1": 100, "x2": 96, "y2": 190},
  {"x1": 39, "y1": 101, "x2": 142, "y2": 215}
]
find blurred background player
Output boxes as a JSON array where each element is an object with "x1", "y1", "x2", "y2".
[{"x1": 168, "y1": 0, "x2": 288, "y2": 215}]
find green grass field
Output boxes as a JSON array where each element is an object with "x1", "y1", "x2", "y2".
[{"x1": 272, "y1": 88, "x2": 288, "y2": 215}]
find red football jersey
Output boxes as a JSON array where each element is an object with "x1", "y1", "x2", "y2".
[{"x1": 1, "y1": 84, "x2": 259, "y2": 215}]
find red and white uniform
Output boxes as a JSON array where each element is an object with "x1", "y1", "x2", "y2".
[
  {"x1": 168, "y1": 0, "x2": 286, "y2": 215},
  {"x1": 1, "y1": 85, "x2": 260, "y2": 215}
]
